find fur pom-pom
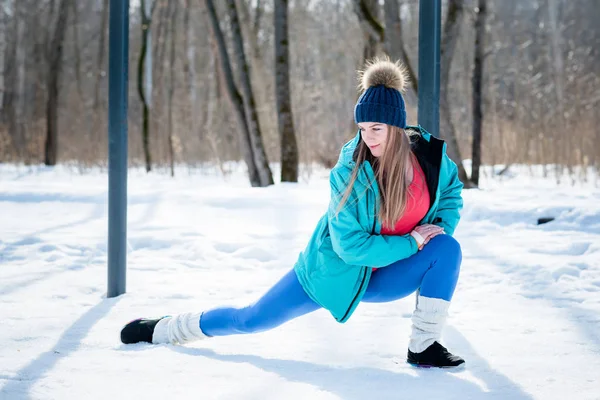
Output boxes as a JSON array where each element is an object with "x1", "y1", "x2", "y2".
[{"x1": 359, "y1": 57, "x2": 408, "y2": 92}]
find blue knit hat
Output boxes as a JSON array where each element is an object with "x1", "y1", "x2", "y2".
[{"x1": 354, "y1": 58, "x2": 408, "y2": 129}]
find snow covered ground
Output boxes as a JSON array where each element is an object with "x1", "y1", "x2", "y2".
[{"x1": 1, "y1": 163, "x2": 599, "y2": 400}]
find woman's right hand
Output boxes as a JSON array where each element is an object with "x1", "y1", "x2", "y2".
[{"x1": 413, "y1": 224, "x2": 445, "y2": 248}]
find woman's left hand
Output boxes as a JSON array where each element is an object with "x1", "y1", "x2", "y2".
[
  {"x1": 423, "y1": 227, "x2": 445, "y2": 245},
  {"x1": 413, "y1": 224, "x2": 445, "y2": 247}
]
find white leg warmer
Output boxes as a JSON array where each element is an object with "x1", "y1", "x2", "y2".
[
  {"x1": 152, "y1": 312, "x2": 206, "y2": 345},
  {"x1": 408, "y1": 296, "x2": 450, "y2": 353}
]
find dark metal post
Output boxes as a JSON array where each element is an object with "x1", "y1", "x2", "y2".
[
  {"x1": 418, "y1": 0, "x2": 441, "y2": 136},
  {"x1": 107, "y1": 0, "x2": 129, "y2": 298}
]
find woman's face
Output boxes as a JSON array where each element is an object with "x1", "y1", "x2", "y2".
[{"x1": 359, "y1": 122, "x2": 389, "y2": 157}]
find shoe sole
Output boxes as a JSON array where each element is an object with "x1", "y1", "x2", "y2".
[{"x1": 407, "y1": 361, "x2": 466, "y2": 370}]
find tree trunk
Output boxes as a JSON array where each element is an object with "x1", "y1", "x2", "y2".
[
  {"x1": 471, "y1": 0, "x2": 486, "y2": 187},
  {"x1": 225, "y1": 0, "x2": 273, "y2": 186},
  {"x1": 205, "y1": 0, "x2": 262, "y2": 186},
  {"x1": 93, "y1": 0, "x2": 110, "y2": 110},
  {"x1": 44, "y1": 0, "x2": 70, "y2": 166},
  {"x1": 237, "y1": 0, "x2": 263, "y2": 60},
  {"x1": 237, "y1": 0, "x2": 276, "y2": 164},
  {"x1": 2, "y1": 5, "x2": 24, "y2": 158},
  {"x1": 383, "y1": 0, "x2": 417, "y2": 103},
  {"x1": 205, "y1": 31, "x2": 226, "y2": 175},
  {"x1": 353, "y1": 0, "x2": 384, "y2": 61},
  {"x1": 351, "y1": 0, "x2": 384, "y2": 134},
  {"x1": 88, "y1": 0, "x2": 110, "y2": 155},
  {"x1": 167, "y1": 0, "x2": 178, "y2": 177},
  {"x1": 547, "y1": 0, "x2": 568, "y2": 172},
  {"x1": 137, "y1": 0, "x2": 155, "y2": 173},
  {"x1": 183, "y1": 0, "x2": 197, "y2": 140},
  {"x1": 274, "y1": 0, "x2": 298, "y2": 182},
  {"x1": 439, "y1": 0, "x2": 469, "y2": 184},
  {"x1": 152, "y1": 1, "x2": 168, "y2": 79},
  {"x1": 252, "y1": 0, "x2": 263, "y2": 55},
  {"x1": 70, "y1": 0, "x2": 83, "y2": 100}
]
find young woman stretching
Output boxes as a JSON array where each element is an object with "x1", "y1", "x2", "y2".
[{"x1": 121, "y1": 57, "x2": 465, "y2": 368}]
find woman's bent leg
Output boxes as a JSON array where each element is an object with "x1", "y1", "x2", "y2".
[
  {"x1": 360, "y1": 234, "x2": 463, "y2": 357},
  {"x1": 362, "y1": 234, "x2": 462, "y2": 303},
  {"x1": 200, "y1": 269, "x2": 321, "y2": 337}
]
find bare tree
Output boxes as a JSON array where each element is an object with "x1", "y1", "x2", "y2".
[
  {"x1": 274, "y1": 0, "x2": 298, "y2": 182},
  {"x1": 183, "y1": 0, "x2": 197, "y2": 142},
  {"x1": 547, "y1": 0, "x2": 568, "y2": 174},
  {"x1": 471, "y1": 0, "x2": 487, "y2": 186},
  {"x1": 205, "y1": 29, "x2": 228, "y2": 175},
  {"x1": 237, "y1": 0, "x2": 278, "y2": 161},
  {"x1": 439, "y1": 0, "x2": 469, "y2": 184},
  {"x1": 44, "y1": 0, "x2": 70, "y2": 166},
  {"x1": 2, "y1": 1, "x2": 23, "y2": 158},
  {"x1": 69, "y1": 0, "x2": 83, "y2": 99},
  {"x1": 87, "y1": 0, "x2": 110, "y2": 153},
  {"x1": 384, "y1": 0, "x2": 418, "y2": 103},
  {"x1": 353, "y1": 0, "x2": 384, "y2": 61},
  {"x1": 237, "y1": 0, "x2": 264, "y2": 61},
  {"x1": 167, "y1": 0, "x2": 178, "y2": 177},
  {"x1": 225, "y1": 0, "x2": 273, "y2": 186},
  {"x1": 205, "y1": 0, "x2": 262, "y2": 186},
  {"x1": 93, "y1": 0, "x2": 109, "y2": 110},
  {"x1": 137, "y1": 0, "x2": 156, "y2": 172},
  {"x1": 0, "y1": 0, "x2": 597, "y2": 182}
]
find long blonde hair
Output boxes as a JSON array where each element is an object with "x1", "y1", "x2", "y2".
[{"x1": 337, "y1": 126, "x2": 416, "y2": 228}]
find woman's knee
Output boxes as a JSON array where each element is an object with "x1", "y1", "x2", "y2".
[
  {"x1": 233, "y1": 306, "x2": 264, "y2": 334},
  {"x1": 429, "y1": 234, "x2": 462, "y2": 262}
]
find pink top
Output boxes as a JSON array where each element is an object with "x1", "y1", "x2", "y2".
[
  {"x1": 380, "y1": 160, "x2": 430, "y2": 236},
  {"x1": 373, "y1": 160, "x2": 430, "y2": 271}
]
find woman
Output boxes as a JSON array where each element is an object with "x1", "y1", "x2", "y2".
[{"x1": 121, "y1": 57, "x2": 465, "y2": 368}]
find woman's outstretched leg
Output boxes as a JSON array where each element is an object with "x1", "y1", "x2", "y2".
[
  {"x1": 120, "y1": 269, "x2": 321, "y2": 345},
  {"x1": 200, "y1": 269, "x2": 321, "y2": 337}
]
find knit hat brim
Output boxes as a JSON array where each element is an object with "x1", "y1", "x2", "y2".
[{"x1": 354, "y1": 102, "x2": 407, "y2": 129}]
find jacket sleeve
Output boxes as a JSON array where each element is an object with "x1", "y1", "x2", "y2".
[
  {"x1": 326, "y1": 166, "x2": 419, "y2": 268},
  {"x1": 433, "y1": 153, "x2": 464, "y2": 235}
]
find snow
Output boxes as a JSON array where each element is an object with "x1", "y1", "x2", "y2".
[{"x1": 1, "y1": 164, "x2": 599, "y2": 400}]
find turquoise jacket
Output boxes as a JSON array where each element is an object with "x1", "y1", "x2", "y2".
[{"x1": 293, "y1": 125, "x2": 464, "y2": 323}]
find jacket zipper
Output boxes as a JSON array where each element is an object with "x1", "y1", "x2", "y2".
[{"x1": 340, "y1": 267, "x2": 368, "y2": 322}]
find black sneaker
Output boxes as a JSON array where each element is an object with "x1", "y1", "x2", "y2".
[
  {"x1": 407, "y1": 341, "x2": 465, "y2": 368},
  {"x1": 120, "y1": 317, "x2": 166, "y2": 344}
]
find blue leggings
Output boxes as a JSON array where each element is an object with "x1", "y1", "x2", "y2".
[{"x1": 200, "y1": 234, "x2": 462, "y2": 337}]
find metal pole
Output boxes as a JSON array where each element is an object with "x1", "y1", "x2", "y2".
[
  {"x1": 417, "y1": 0, "x2": 441, "y2": 136},
  {"x1": 107, "y1": 0, "x2": 129, "y2": 298}
]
